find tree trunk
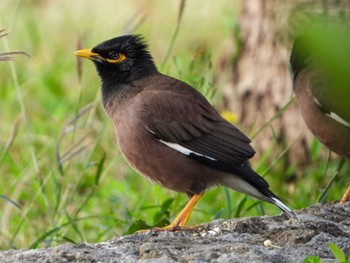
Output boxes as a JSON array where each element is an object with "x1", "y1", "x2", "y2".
[{"x1": 223, "y1": 0, "x2": 350, "y2": 169}]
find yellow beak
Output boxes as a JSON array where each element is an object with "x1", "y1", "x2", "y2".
[{"x1": 74, "y1": 49, "x2": 100, "y2": 59}]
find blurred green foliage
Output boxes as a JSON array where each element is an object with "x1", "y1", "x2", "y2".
[{"x1": 293, "y1": 20, "x2": 350, "y2": 122}]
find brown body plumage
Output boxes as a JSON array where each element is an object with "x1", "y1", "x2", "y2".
[
  {"x1": 293, "y1": 71, "x2": 350, "y2": 158},
  {"x1": 291, "y1": 31, "x2": 350, "y2": 203},
  {"x1": 75, "y1": 35, "x2": 296, "y2": 229}
]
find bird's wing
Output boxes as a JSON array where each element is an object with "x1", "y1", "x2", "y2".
[
  {"x1": 140, "y1": 78, "x2": 256, "y2": 166},
  {"x1": 138, "y1": 78, "x2": 271, "y2": 190},
  {"x1": 309, "y1": 78, "x2": 350, "y2": 127}
]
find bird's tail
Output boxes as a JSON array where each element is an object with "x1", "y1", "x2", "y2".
[
  {"x1": 261, "y1": 189, "x2": 298, "y2": 220},
  {"x1": 220, "y1": 165, "x2": 297, "y2": 220}
]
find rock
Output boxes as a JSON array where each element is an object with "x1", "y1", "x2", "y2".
[{"x1": 0, "y1": 202, "x2": 349, "y2": 263}]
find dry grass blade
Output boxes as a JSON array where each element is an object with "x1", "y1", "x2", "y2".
[
  {"x1": 0, "y1": 119, "x2": 21, "y2": 164},
  {"x1": 161, "y1": 0, "x2": 186, "y2": 69},
  {"x1": 177, "y1": 0, "x2": 186, "y2": 25},
  {"x1": 0, "y1": 50, "x2": 31, "y2": 61},
  {"x1": 260, "y1": 135, "x2": 302, "y2": 177},
  {"x1": 252, "y1": 96, "x2": 296, "y2": 140},
  {"x1": 56, "y1": 103, "x2": 94, "y2": 168},
  {"x1": 318, "y1": 157, "x2": 346, "y2": 203},
  {"x1": 0, "y1": 56, "x2": 13, "y2": 61},
  {"x1": 0, "y1": 51, "x2": 30, "y2": 57},
  {"x1": 76, "y1": 36, "x2": 83, "y2": 84},
  {"x1": 0, "y1": 28, "x2": 8, "y2": 38},
  {"x1": 60, "y1": 103, "x2": 94, "y2": 135},
  {"x1": 0, "y1": 29, "x2": 30, "y2": 61},
  {"x1": 122, "y1": 9, "x2": 146, "y2": 34},
  {"x1": 59, "y1": 134, "x2": 91, "y2": 164}
]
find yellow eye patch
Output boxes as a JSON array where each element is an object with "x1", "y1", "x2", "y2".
[{"x1": 106, "y1": 53, "x2": 126, "y2": 63}]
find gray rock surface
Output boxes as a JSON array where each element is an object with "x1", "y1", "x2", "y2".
[{"x1": 0, "y1": 202, "x2": 349, "y2": 263}]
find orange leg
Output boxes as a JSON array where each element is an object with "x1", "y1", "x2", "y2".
[
  {"x1": 170, "y1": 191, "x2": 204, "y2": 228},
  {"x1": 137, "y1": 191, "x2": 204, "y2": 233},
  {"x1": 340, "y1": 186, "x2": 350, "y2": 204}
]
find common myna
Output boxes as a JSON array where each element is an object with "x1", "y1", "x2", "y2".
[
  {"x1": 290, "y1": 29, "x2": 350, "y2": 203},
  {"x1": 75, "y1": 35, "x2": 296, "y2": 231}
]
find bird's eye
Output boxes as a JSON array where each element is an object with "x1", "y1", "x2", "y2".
[
  {"x1": 109, "y1": 52, "x2": 120, "y2": 60},
  {"x1": 106, "y1": 52, "x2": 126, "y2": 63}
]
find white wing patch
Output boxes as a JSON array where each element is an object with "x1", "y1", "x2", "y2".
[
  {"x1": 158, "y1": 140, "x2": 216, "y2": 161},
  {"x1": 146, "y1": 126, "x2": 217, "y2": 161},
  {"x1": 313, "y1": 97, "x2": 350, "y2": 128}
]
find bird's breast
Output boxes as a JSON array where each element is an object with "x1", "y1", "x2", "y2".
[{"x1": 107, "y1": 108, "x2": 217, "y2": 194}]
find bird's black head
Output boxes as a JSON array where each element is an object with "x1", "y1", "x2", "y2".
[{"x1": 75, "y1": 35, "x2": 157, "y2": 99}]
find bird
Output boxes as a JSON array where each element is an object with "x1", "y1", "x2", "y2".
[
  {"x1": 75, "y1": 34, "x2": 296, "y2": 231},
  {"x1": 290, "y1": 29, "x2": 350, "y2": 204}
]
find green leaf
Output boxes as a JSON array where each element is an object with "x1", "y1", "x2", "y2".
[
  {"x1": 30, "y1": 227, "x2": 62, "y2": 249},
  {"x1": 302, "y1": 256, "x2": 323, "y2": 263},
  {"x1": 212, "y1": 208, "x2": 224, "y2": 220},
  {"x1": 160, "y1": 198, "x2": 174, "y2": 211},
  {"x1": 328, "y1": 243, "x2": 346, "y2": 263},
  {"x1": 95, "y1": 152, "x2": 106, "y2": 185},
  {"x1": 124, "y1": 217, "x2": 171, "y2": 235},
  {"x1": 224, "y1": 187, "x2": 232, "y2": 218},
  {"x1": 234, "y1": 196, "x2": 247, "y2": 218},
  {"x1": 153, "y1": 198, "x2": 174, "y2": 223},
  {"x1": 153, "y1": 218, "x2": 170, "y2": 228},
  {"x1": 124, "y1": 219, "x2": 152, "y2": 235}
]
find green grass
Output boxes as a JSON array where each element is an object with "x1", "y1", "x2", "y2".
[
  {"x1": 302, "y1": 243, "x2": 350, "y2": 263},
  {"x1": 0, "y1": 0, "x2": 349, "y2": 250}
]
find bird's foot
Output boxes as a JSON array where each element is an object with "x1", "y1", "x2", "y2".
[
  {"x1": 135, "y1": 192, "x2": 204, "y2": 234},
  {"x1": 135, "y1": 224, "x2": 200, "y2": 234}
]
